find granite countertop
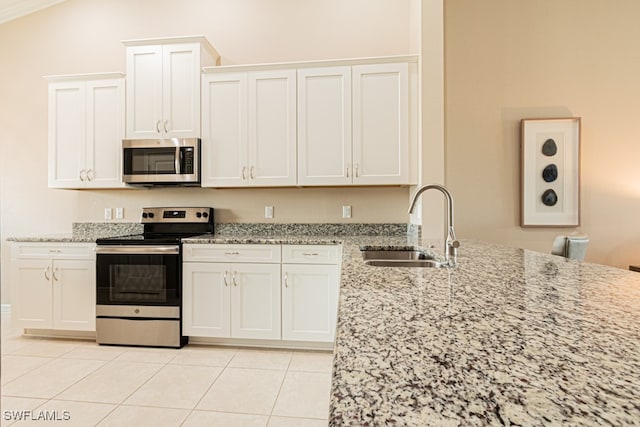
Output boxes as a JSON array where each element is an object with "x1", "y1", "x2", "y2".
[
  {"x1": 8, "y1": 226, "x2": 640, "y2": 424},
  {"x1": 182, "y1": 233, "x2": 343, "y2": 245},
  {"x1": 5, "y1": 222, "x2": 143, "y2": 243},
  {"x1": 5, "y1": 233, "x2": 93, "y2": 243},
  {"x1": 330, "y1": 238, "x2": 640, "y2": 426}
]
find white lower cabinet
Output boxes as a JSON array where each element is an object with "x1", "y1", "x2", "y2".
[
  {"x1": 183, "y1": 262, "x2": 281, "y2": 339},
  {"x1": 281, "y1": 244, "x2": 341, "y2": 342},
  {"x1": 281, "y1": 264, "x2": 339, "y2": 342},
  {"x1": 231, "y1": 263, "x2": 281, "y2": 339},
  {"x1": 10, "y1": 243, "x2": 96, "y2": 331},
  {"x1": 183, "y1": 243, "x2": 341, "y2": 345},
  {"x1": 182, "y1": 262, "x2": 230, "y2": 337},
  {"x1": 183, "y1": 244, "x2": 282, "y2": 340}
]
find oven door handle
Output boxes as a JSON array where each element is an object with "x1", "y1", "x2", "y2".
[{"x1": 95, "y1": 245, "x2": 180, "y2": 255}]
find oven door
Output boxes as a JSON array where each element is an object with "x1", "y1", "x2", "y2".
[{"x1": 96, "y1": 245, "x2": 181, "y2": 307}]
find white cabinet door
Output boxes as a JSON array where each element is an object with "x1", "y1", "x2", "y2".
[
  {"x1": 126, "y1": 43, "x2": 201, "y2": 139},
  {"x1": 86, "y1": 79, "x2": 125, "y2": 188},
  {"x1": 48, "y1": 75, "x2": 125, "y2": 189},
  {"x1": 183, "y1": 262, "x2": 231, "y2": 338},
  {"x1": 48, "y1": 81, "x2": 86, "y2": 188},
  {"x1": 282, "y1": 264, "x2": 339, "y2": 342},
  {"x1": 230, "y1": 263, "x2": 281, "y2": 340},
  {"x1": 352, "y1": 63, "x2": 409, "y2": 185},
  {"x1": 202, "y1": 69, "x2": 296, "y2": 187},
  {"x1": 126, "y1": 45, "x2": 163, "y2": 139},
  {"x1": 297, "y1": 67, "x2": 352, "y2": 185},
  {"x1": 162, "y1": 43, "x2": 201, "y2": 138},
  {"x1": 201, "y1": 72, "x2": 248, "y2": 187},
  {"x1": 52, "y1": 259, "x2": 96, "y2": 331},
  {"x1": 11, "y1": 259, "x2": 53, "y2": 329},
  {"x1": 249, "y1": 70, "x2": 297, "y2": 186}
]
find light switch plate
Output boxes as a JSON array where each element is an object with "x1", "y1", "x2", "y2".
[
  {"x1": 342, "y1": 205, "x2": 352, "y2": 218},
  {"x1": 265, "y1": 206, "x2": 274, "y2": 219},
  {"x1": 115, "y1": 207, "x2": 124, "y2": 220},
  {"x1": 104, "y1": 208, "x2": 113, "y2": 220}
]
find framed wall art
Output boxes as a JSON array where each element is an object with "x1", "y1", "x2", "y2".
[{"x1": 520, "y1": 117, "x2": 581, "y2": 227}]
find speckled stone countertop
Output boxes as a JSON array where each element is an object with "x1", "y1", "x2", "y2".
[
  {"x1": 6, "y1": 222, "x2": 143, "y2": 243},
  {"x1": 7, "y1": 225, "x2": 640, "y2": 424},
  {"x1": 330, "y1": 238, "x2": 640, "y2": 426}
]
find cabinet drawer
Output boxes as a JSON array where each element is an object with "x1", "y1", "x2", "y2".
[
  {"x1": 11, "y1": 243, "x2": 96, "y2": 260},
  {"x1": 183, "y1": 244, "x2": 281, "y2": 263},
  {"x1": 282, "y1": 244, "x2": 341, "y2": 265}
]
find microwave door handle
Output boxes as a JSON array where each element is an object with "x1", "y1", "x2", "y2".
[{"x1": 175, "y1": 147, "x2": 181, "y2": 174}]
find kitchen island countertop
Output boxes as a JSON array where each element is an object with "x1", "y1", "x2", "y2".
[{"x1": 330, "y1": 237, "x2": 640, "y2": 426}]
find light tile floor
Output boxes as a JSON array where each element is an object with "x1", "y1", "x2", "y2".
[{"x1": 1, "y1": 311, "x2": 332, "y2": 426}]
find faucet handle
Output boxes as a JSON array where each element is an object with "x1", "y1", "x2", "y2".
[{"x1": 450, "y1": 240, "x2": 460, "y2": 249}]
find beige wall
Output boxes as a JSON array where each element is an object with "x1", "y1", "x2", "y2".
[
  {"x1": 0, "y1": 0, "x2": 417, "y2": 303},
  {"x1": 445, "y1": 0, "x2": 640, "y2": 268},
  {"x1": 4, "y1": 0, "x2": 638, "y2": 304}
]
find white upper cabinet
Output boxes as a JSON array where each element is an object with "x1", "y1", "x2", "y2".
[
  {"x1": 47, "y1": 74, "x2": 125, "y2": 189},
  {"x1": 202, "y1": 72, "x2": 247, "y2": 187},
  {"x1": 201, "y1": 69, "x2": 297, "y2": 187},
  {"x1": 298, "y1": 61, "x2": 413, "y2": 186},
  {"x1": 123, "y1": 36, "x2": 219, "y2": 139},
  {"x1": 352, "y1": 63, "x2": 409, "y2": 185},
  {"x1": 297, "y1": 67, "x2": 352, "y2": 185}
]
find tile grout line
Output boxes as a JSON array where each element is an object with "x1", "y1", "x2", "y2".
[
  {"x1": 0, "y1": 355, "x2": 59, "y2": 388},
  {"x1": 109, "y1": 349, "x2": 179, "y2": 421},
  {"x1": 92, "y1": 349, "x2": 181, "y2": 426},
  {"x1": 265, "y1": 350, "x2": 295, "y2": 424},
  {"x1": 179, "y1": 348, "x2": 238, "y2": 425}
]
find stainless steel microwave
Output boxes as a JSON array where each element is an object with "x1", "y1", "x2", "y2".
[{"x1": 122, "y1": 138, "x2": 200, "y2": 185}]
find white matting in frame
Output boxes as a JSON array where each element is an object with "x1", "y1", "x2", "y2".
[{"x1": 521, "y1": 117, "x2": 580, "y2": 227}]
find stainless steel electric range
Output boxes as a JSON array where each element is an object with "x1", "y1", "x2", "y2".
[{"x1": 95, "y1": 207, "x2": 214, "y2": 348}]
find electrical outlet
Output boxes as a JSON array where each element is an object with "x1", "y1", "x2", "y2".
[
  {"x1": 342, "y1": 205, "x2": 352, "y2": 218},
  {"x1": 115, "y1": 207, "x2": 124, "y2": 220},
  {"x1": 265, "y1": 206, "x2": 274, "y2": 219},
  {"x1": 104, "y1": 208, "x2": 113, "y2": 220}
]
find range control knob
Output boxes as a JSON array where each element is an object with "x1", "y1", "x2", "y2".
[
  {"x1": 142, "y1": 213, "x2": 148, "y2": 218},
  {"x1": 196, "y1": 212, "x2": 202, "y2": 218},
  {"x1": 202, "y1": 212, "x2": 209, "y2": 218},
  {"x1": 148, "y1": 212, "x2": 155, "y2": 218}
]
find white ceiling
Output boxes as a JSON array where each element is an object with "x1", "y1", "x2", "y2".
[{"x1": 0, "y1": 0, "x2": 66, "y2": 25}]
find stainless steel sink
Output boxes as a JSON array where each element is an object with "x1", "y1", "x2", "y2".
[
  {"x1": 364, "y1": 259, "x2": 445, "y2": 268},
  {"x1": 361, "y1": 249, "x2": 446, "y2": 268}
]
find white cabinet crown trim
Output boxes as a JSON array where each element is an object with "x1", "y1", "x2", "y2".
[
  {"x1": 202, "y1": 54, "x2": 418, "y2": 74},
  {"x1": 44, "y1": 72, "x2": 125, "y2": 82},
  {"x1": 122, "y1": 35, "x2": 220, "y2": 63}
]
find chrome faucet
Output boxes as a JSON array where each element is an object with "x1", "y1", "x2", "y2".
[{"x1": 408, "y1": 184, "x2": 460, "y2": 267}]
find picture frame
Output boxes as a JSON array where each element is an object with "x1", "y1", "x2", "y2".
[{"x1": 520, "y1": 117, "x2": 581, "y2": 227}]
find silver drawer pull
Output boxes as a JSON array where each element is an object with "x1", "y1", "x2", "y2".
[
  {"x1": 44, "y1": 267, "x2": 51, "y2": 281},
  {"x1": 232, "y1": 271, "x2": 238, "y2": 287},
  {"x1": 302, "y1": 252, "x2": 319, "y2": 256},
  {"x1": 284, "y1": 272, "x2": 288, "y2": 288},
  {"x1": 223, "y1": 271, "x2": 229, "y2": 287},
  {"x1": 52, "y1": 268, "x2": 59, "y2": 281},
  {"x1": 48, "y1": 249, "x2": 62, "y2": 253},
  {"x1": 225, "y1": 251, "x2": 240, "y2": 256}
]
